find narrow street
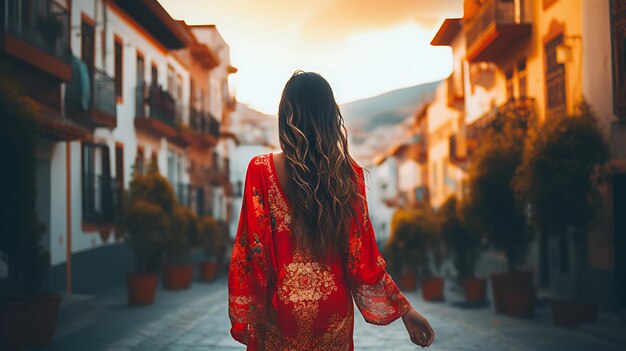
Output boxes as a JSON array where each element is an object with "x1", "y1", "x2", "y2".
[{"x1": 35, "y1": 276, "x2": 625, "y2": 351}]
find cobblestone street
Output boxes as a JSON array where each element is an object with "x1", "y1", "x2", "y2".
[{"x1": 31, "y1": 276, "x2": 625, "y2": 351}]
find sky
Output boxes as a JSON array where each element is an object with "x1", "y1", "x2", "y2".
[{"x1": 159, "y1": 0, "x2": 462, "y2": 115}]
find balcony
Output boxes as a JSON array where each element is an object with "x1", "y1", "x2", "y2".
[
  {"x1": 82, "y1": 175, "x2": 118, "y2": 225},
  {"x1": 210, "y1": 155, "x2": 230, "y2": 186},
  {"x1": 134, "y1": 84, "x2": 178, "y2": 139},
  {"x1": 66, "y1": 66, "x2": 117, "y2": 129},
  {"x1": 1, "y1": 0, "x2": 71, "y2": 80},
  {"x1": 466, "y1": 97, "x2": 535, "y2": 157},
  {"x1": 187, "y1": 108, "x2": 221, "y2": 147},
  {"x1": 447, "y1": 73, "x2": 465, "y2": 108},
  {"x1": 465, "y1": 0, "x2": 532, "y2": 63}
]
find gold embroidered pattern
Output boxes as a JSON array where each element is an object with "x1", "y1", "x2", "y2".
[
  {"x1": 277, "y1": 249, "x2": 337, "y2": 305},
  {"x1": 255, "y1": 154, "x2": 292, "y2": 232},
  {"x1": 263, "y1": 247, "x2": 349, "y2": 350},
  {"x1": 265, "y1": 313, "x2": 352, "y2": 351},
  {"x1": 352, "y1": 273, "x2": 411, "y2": 326}
]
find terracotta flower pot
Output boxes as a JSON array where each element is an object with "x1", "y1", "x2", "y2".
[
  {"x1": 421, "y1": 277, "x2": 445, "y2": 302},
  {"x1": 551, "y1": 300, "x2": 597, "y2": 327},
  {"x1": 127, "y1": 272, "x2": 158, "y2": 305},
  {"x1": 23, "y1": 293, "x2": 63, "y2": 347},
  {"x1": 490, "y1": 271, "x2": 533, "y2": 314},
  {"x1": 163, "y1": 264, "x2": 194, "y2": 290},
  {"x1": 504, "y1": 288, "x2": 535, "y2": 318},
  {"x1": 463, "y1": 277, "x2": 487, "y2": 302},
  {"x1": 200, "y1": 261, "x2": 218, "y2": 282},
  {"x1": 399, "y1": 272, "x2": 418, "y2": 291}
]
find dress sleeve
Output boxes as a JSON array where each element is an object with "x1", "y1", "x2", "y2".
[
  {"x1": 346, "y1": 166, "x2": 411, "y2": 325},
  {"x1": 228, "y1": 157, "x2": 272, "y2": 347}
]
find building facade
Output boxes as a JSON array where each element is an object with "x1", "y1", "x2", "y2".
[
  {"x1": 1, "y1": 0, "x2": 236, "y2": 294},
  {"x1": 426, "y1": 0, "x2": 624, "y2": 312}
]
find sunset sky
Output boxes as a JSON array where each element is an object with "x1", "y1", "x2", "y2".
[{"x1": 159, "y1": 0, "x2": 462, "y2": 115}]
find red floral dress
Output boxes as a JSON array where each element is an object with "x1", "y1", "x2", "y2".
[{"x1": 228, "y1": 153, "x2": 410, "y2": 351}]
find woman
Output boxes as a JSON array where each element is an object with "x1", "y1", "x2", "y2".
[{"x1": 228, "y1": 71, "x2": 434, "y2": 350}]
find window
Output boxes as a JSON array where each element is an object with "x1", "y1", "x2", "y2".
[
  {"x1": 81, "y1": 16, "x2": 95, "y2": 68},
  {"x1": 114, "y1": 36, "x2": 123, "y2": 101},
  {"x1": 82, "y1": 142, "x2": 114, "y2": 224},
  {"x1": 136, "y1": 54, "x2": 144, "y2": 87},
  {"x1": 545, "y1": 35, "x2": 566, "y2": 118},
  {"x1": 505, "y1": 68, "x2": 515, "y2": 101},
  {"x1": 151, "y1": 63, "x2": 158, "y2": 88},
  {"x1": 115, "y1": 144, "x2": 124, "y2": 192},
  {"x1": 518, "y1": 58, "x2": 527, "y2": 99}
]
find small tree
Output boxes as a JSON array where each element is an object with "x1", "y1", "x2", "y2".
[
  {"x1": 440, "y1": 196, "x2": 482, "y2": 285},
  {"x1": 196, "y1": 216, "x2": 224, "y2": 261},
  {"x1": 124, "y1": 155, "x2": 176, "y2": 272},
  {"x1": 514, "y1": 100, "x2": 609, "y2": 293},
  {"x1": 125, "y1": 200, "x2": 168, "y2": 272},
  {"x1": 465, "y1": 110, "x2": 532, "y2": 272},
  {"x1": 388, "y1": 208, "x2": 439, "y2": 279},
  {"x1": 165, "y1": 206, "x2": 197, "y2": 264}
]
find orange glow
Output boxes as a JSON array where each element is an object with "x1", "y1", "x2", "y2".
[{"x1": 158, "y1": 0, "x2": 462, "y2": 114}]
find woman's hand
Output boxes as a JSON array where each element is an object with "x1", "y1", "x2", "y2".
[{"x1": 401, "y1": 307, "x2": 435, "y2": 348}]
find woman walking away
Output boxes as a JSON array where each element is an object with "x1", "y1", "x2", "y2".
[{"x1": 228, "y1": 70, "x2": 435, "y2": 350}]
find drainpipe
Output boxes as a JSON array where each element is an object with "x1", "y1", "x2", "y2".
[{"x1": 65, "y1": 141, "x2": 72, "y2": 294}]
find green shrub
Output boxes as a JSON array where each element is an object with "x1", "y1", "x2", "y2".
[
  {"x1": 124, "y1": 200, "x2": 168, "y2": 272},
  {"x1": 165, "y1": 206, "x2": 197, "y2": 263},
  {"x1": 465, "y1": 110, "x2": 531, "y2": 272},
  {"x1": 388, "y1": 208, "x2": 440, "y2": 278},
  {"x1": 440, "y1": 196, "x2": 483, "y2": 284},
  {"x1": 196, "y1": 216, "x2": 224, "y2": 260}
]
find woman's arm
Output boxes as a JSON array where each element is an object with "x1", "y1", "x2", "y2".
[
  {"x1": 402, "y1": 306, "x2": 435, "y2": 347},
  {"x1": 347, "y1": 166, "x2": 434, "y2": 346}
]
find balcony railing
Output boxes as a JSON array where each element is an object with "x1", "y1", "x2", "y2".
[
  {"x1": 83, "y1": 175, "x2": 118, "y2": 224},
  {"x1": 92, "y1": 67, "x2": 117, "y2": 117},
  {"x1": 4, "y1": 0, "x2": 71, "y2": 63},
  {"x1": 465, "y1": 0, "x2": 531, "y2": 62},
  {"x1": 210, "y1": 155, "x2": 230, "y2": 185},
  {"x1": 135, "y1": 84, "x2": 176, "y2": 127},
  {"x1": 65, "y1": 64, "x2": 117, "y2": 127},
  {"x1": 466, "y1": 97, "x2": 535, "y2": 157}
]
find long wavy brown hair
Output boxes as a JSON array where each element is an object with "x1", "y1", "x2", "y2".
[{"x1": 278, "y1": 70, "x2": 367, "y2": 262}]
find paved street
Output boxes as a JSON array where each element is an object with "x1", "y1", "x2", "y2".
[{"x1": 33, "y1": 275, "x2": 625, "y2": 351}]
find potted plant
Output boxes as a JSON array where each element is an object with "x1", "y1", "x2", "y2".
[
  {"x1": 162, "y1": 206, "x2": 196, "y2": 290},
  {"x1": 514, "y1": 100, "x2": 609, "y2": 326},
  {"x1": 124, "y1": 155, "x2": 176, "y2": 305},
  {"x1": 124, "y1": 200, "x2": 168, "y2": 305},
  {"x1": 465, "y1": 110, "x2": 534, "y2": 317},
  {"x1": 0, "y1": 77, "x2": 63, "y2": 349},
  {"x1": 440, "y1": 196, "x2": 485, "y2": 302},
  {"x1": 196, "y1": 215, "x2": 223, "y2": 282},
  {"x1": 415, "y1": 210, "x2": 444, "y2": 302},
  {"x1": 388, "y1": 208, "x2": 423, "y2": 291}
]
